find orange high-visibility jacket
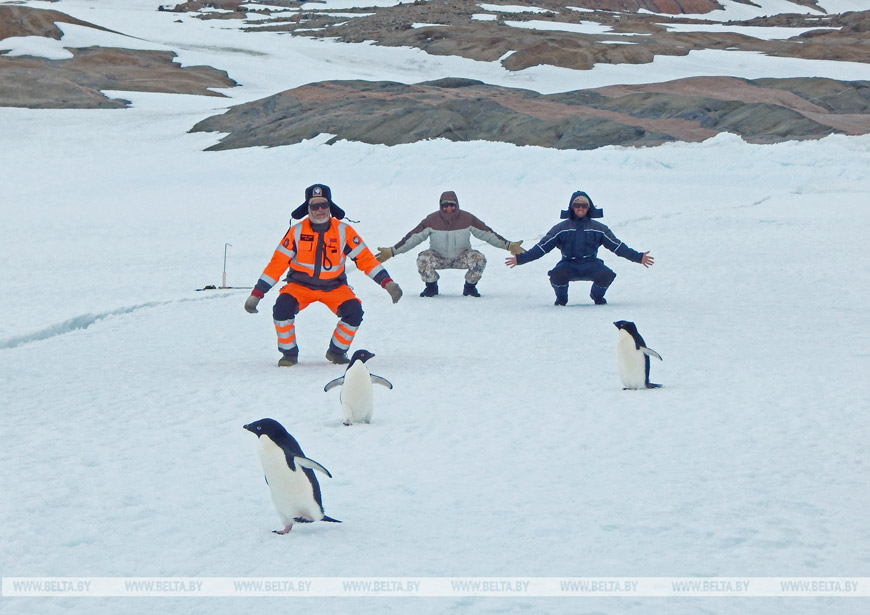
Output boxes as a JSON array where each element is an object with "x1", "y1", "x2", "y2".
[{"x1": 254, "y1": 218, "x2": 389, "y2": 293}]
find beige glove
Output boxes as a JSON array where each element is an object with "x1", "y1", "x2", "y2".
[
  {"x1": 376, "y1": 247, "x2": 394, "y2": 263},
  {"x1": 384, "y1": 280, "x2": 403, "y2": 304},
  {"x1": 508, "y1": 240, "x2": 525, "y2": 255}
]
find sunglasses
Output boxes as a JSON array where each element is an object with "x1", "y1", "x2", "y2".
[
  {"x1": 572, "y1": 202, "x2": 590, "y2": 209},
  {"x1": 440, "y1": 202, "x2": 457, "y2": 208},
  {"x1": 309, "y1": 201, "x2": 330, "y2": 211}
]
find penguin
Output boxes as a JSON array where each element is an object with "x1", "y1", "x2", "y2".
[
  {"x1": 613, "y1": 320, "x2": 663, "y2": 390},
  {"x1": 323, "y1": 349, "x2": 393, "y2": 426},
  {"x1": 243, "y1": 418, "x2": 341, "y2": 534}
]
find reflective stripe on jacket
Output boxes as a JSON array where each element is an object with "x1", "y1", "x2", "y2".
[
  {"x1": 516, "y1": 217, "x2": 643, "y2": 266},
  {"x1": 255, "y1": 218, "x2": 388, "y2": 293}
]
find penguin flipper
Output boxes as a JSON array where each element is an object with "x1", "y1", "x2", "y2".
[
  {"x1": 641, "y1": 347, "x2": 663, "y2": 361},
  {"x1": 370, "y1": 374, "x2": 393, "y2": 389},
  {"x1": 323, "y1": 377, "x2": 345, "y2": 393},
  {"x1": 295, "y1": 456, "x2": 333, "y2": 479},
  {"x1": 321, "y1": 515, "x2": 342, "y2": 523}
]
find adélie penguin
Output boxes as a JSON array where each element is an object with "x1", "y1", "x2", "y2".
[
  {"x1": 243, "y1": 418, "x2": 341, "y2": 534},
  {"x1": 614, "y1": 320, "x2": 663, "y2": 390},
  {"x1": 323, "y1": 349, "x2": 393, "y2": 426}
]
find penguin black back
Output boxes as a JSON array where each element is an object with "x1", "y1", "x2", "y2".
[
  {"x1": 613, "y1": 320, "x2": 662, "y2": 389},
  {"x1": 244, "y1": 418, "x2": 307, "y2": 471},
  {"x1": 243, "y1": 418, "x2": 335, "y2": 524}
]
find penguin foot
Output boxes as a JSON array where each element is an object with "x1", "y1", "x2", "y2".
[
  {"x1": 646, "y1": 383, "x2": 663, "y2": 389},
  {"x1": 293, "y1": 516, "x2": 315, "y2": 523},
  {"x1": 273, "y1": 525, "x2": 293, "y2": 534},
  {"x1": 342, "y1": 420, "x2": 352, "y2": 426}
]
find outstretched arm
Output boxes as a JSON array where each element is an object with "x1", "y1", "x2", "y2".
[
  {"x1": 640, "y1": 252, "x2": 654, "y2": 268},
  {"x1": 505, "y1": 221, "x2": 567, "y2": 269},
  {"x1": 245, "y1": 227, "x2": 296, "y2": 312}
]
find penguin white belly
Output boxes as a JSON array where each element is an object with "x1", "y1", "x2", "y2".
[
  {"x1": 341, "y1": 362, "x2": 375, "y2": 423},
  {"x1": 257, "y1": 436, "x2": 322, "y2": 522},
  {"x1": 617, "y1": 331, "x2": 647, "y2": 390}
]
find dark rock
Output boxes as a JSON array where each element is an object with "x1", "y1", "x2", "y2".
[
  {"x1": 0, "y1": 6, "x2": 237, "y2": 108},
  {"x1": 191, "y1": 76, "x2": 870, "y2": 151},
  {"x1": 0, "y1": 5, "x2": 113, "y2": 40},
  {"x1": 0, "y1": 47, "x2": 237, "y2": 109}
]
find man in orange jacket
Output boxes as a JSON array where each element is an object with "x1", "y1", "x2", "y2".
[{"x1": 245, "y1": 184, "x2": 403, "y2": 366}]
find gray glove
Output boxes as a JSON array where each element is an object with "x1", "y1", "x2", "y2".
[
  {"x1": 244, "y1": 294, "x2": 261, "y2": 314},
  {"x1": 384, "y1": 280, "x2": 402, "y2": 304}
]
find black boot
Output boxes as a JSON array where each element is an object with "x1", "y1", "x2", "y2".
[
  {"x1": 552, "y1": 283, "x2": 568, "y2": 306},
  {"x1": 325, "y1": 343, "x2": 349, "y2": 364},
  {"x1": 278, "y1": 350, "x2": 298, "y2": 367},
  {"x1": 462, "y1": 282, "x2": 480, "y2": 297},
  {"x1": 420, "y1": 281, "x2": 438, "y2": 297},
  {"x1": 590, "y1": 283, "x2": 608, "y2": 305}
]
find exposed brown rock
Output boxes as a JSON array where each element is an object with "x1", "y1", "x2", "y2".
[
  {"x1": 190, "y1": 76, "x2": 870, "y2": 151},
  {"x1": 0, "y1": 6, "x2": 237, "y2": 108},
  {"x1": 170, "y1": 0, "x2": 727, "y2": 17},
  {"x1": 4, "y1": 1, "x2": 869, "y2": 151},
  {"x1": 0, "y1": 5, "x2": 115, "y2": 41},
  {"x1": 574, "y1": 0, "x2": 722, "y2": 14},
  {"x1": 0, "y1": 47, "x2": 237, "y2": 108},
  {"x1": 234, "y1": 1, "x2": 870, "y2": 72}
]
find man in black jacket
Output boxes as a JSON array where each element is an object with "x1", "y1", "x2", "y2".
[{"x1": 505, "y1": 190, "x2": 654, "y2": 305}]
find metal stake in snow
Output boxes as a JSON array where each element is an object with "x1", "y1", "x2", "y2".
[
  {"x1": 221, "y1": 243, "x2": 232, "y2": 289},
  {"x1": 196, "y1": 243, "x2": 250, "y2": 291}
]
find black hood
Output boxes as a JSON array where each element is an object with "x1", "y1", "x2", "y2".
[{"x1": 561, "y1": 190, "x2": 603, "y2": 220}]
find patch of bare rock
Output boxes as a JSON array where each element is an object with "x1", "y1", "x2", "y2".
[
  {"x1": 0, "y1": 6, "x2": 237, "y2": 108},
  {"x1": 180, "y1": 0, "x2": 870, "y2": 70},
  {"x1": 190, "y1": 76, "x2": 870, "y2": 150},
  {"x1": 4, "y1": 2, "x2": 870, "y2": 150}
]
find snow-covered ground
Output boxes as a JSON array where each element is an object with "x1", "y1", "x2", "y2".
[{"x1": 1, "y1": 1, "x2": 869, "y2": 614}]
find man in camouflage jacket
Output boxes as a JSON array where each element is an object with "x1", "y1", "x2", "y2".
[{"x1": 376, "y1": 191, "x2": 524, "y2": 297}]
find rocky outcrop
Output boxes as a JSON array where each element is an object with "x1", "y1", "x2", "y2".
[
  {"x1": 190, "y1": 77, "x2": 870, "y2": 151},
  {"x1": 0, "y1": 6, "x2": 237, "y2": 108},
  {"x1": 4, "y1": 1, "x2": 868, "y2": 150},
  {"x1": 576, "y1": 0, "x2": 722, "y2": 14},
  {"x1": 1, "y1": 48, "x2": 237, "y2": 108},
  {"x1": 238, "y1": 2, "x2": 870, "y2": 71},
  {"x1": 0, "y1": 5, "x2": 112, "y2": 41},
  {"x1": 169, "y1": 0, "x2": 726, "y2": 17}
]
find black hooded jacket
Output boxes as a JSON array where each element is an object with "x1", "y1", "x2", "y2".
[{"x1": 516, "y1": 191, "x2": 643, "y2": 266}]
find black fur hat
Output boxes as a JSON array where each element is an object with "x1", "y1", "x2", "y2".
[{"x1": 291, "y1": 184, "x2": 346, "y2": 220}]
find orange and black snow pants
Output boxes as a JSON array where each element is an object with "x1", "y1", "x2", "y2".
[{"x1": 271, "y1": 283, "x2": 363, "y2": 356}]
